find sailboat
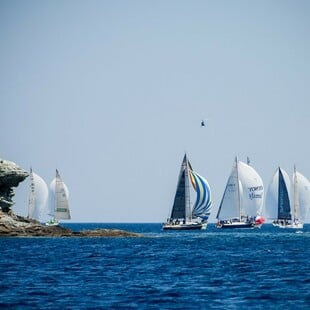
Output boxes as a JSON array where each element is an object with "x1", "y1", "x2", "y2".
[
  {"x1": 268, "y1": 166, "x2": 310, "y2": 229},
  {"x1": 294, "y1": 168, "x2": 310, "y2": 227},
  {"x1": 28, "y1": 168, "x2": 49, "y2": 222},
  {"x1": 216, "y1": 157, "x2": 265, "y2": 229},
  {"x1": 163, "y1": 154, "x2": 212, "y2": 230},
  {"x1": 46, "y1": 169, "x2": 71, "y2": 226}
]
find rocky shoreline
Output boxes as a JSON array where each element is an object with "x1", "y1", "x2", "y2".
[
  {"x1": 0, "y1": 158, "x2": 141, "y2": 238},
  {"x1": 0, "y1": 211, "x2": 141, "y2": 237}
]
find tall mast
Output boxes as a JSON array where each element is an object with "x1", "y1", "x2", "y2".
[
  {"x1": 54, "y1": 169, "x2": 59, "y2": 221},
  {"x1": 293, "y1": 165, "x2": 299, "y2": 222},
  {"x1": 277, "y1": 167, "x2": 280, "y2": 219},
  {"x1": 184, "y1": 154, "x2": 191, "y2": 222},
  {"x1": 235, "y1": 156, "x2": 241, "y2": 221}
]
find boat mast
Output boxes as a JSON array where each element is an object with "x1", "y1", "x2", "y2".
[
  {"x1": 28, "y1": 167, "x2": 35, "y2": 219},
  {"x1": 54, "y1": 169, "x2": 59, "y2": 222},
  {"x1": 235, "y1": 156, "x2": 241, "y2": 221},
  {"x1": 184, "y1": 155, "x2": 191, "y2": 222},
  {"x1": 293, "y1": 165, "x2": 299, "y2": 222},
  {"x1": 277, "y1": 167, "x2": 281, "y2": 220}
]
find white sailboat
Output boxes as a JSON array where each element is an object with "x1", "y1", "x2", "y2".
[
  {"x1": 163, "y1": 154, "x2": 212, "y2": 230},
  {"x1": 46, "y1": 169, "x2": 71, "y2": 226},
  {"x1": 28, "y1": 168, "x2": 49, "y2": 222},
  {"x1": 294, "y1": 168, "x2": 310, "y2": 226},
  {"x1": 216, "y1": 157, "x2": 265, "y2": 229},
  {"x1": 267, "y1": 166, "x2": 310, "y2": 229}
]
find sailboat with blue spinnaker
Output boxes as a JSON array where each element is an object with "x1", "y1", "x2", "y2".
[{"x1": 163, "y1": 154, "x2": 212, "y2": 230}]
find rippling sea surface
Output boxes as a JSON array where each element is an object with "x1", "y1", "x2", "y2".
[{"x1": 0, "y1": 224, "x2": 309, "y2": 309}]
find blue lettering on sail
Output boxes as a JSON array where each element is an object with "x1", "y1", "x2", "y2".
[{"x1": 248, "y1": 186, "x2": 263, "y2": 200}]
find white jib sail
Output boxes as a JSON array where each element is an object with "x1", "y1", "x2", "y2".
[{"x1": 49, "y1": 172, "x2": 70, "y2": 220}]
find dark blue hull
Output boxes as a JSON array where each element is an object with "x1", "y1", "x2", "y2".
[
  {"x1": 162, "y1": 223, "x2": 203, "y2": 230},
  {"x1": 216, "y1": 222, "x2": 258, "y2": 229}
]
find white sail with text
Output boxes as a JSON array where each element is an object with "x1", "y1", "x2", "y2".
[{"x1": 216, "y1": 157, "x2": 264, "y2": 229}]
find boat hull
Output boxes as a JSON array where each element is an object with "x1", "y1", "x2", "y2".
[
  {"x1": 45, "y1": 220, "x2": 59, "y2": 226},
  {"x1": 216, "y1": 221, "x2": 261, "y2": 229},
  {"x1": 162, "y1": 222, "x2": 204, "y2": 230},
  {"x1": 273, "y1": 222, "x2": 303, "y2": 229},
  {"x1": 216, "y1": 216, "x2": 264, "y2": 229}
]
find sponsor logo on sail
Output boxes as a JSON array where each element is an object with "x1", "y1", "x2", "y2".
[{"x1": 248, "y1": 186, "x2": 263, "y2": 200}]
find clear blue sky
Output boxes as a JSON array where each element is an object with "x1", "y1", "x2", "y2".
[{"x1": 1, "y1": 0, "x2": 309, "y2": 222}]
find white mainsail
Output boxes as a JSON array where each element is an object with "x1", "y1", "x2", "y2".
[
  {"x1": 293, "y1": 166, "x2": 300, "y2": 223},
  {"x1": 28, "y1": 169, "x2": 49, "y2": 222},
  {"x1": 49, "y1": 169, "x2": 70, "y2": 221},
  {"x1": 216, "y1": 161, "x2": 240, "y2": 220},
  {"x1": 217, "y1": 158, "x2": 264, "y2": 221}
]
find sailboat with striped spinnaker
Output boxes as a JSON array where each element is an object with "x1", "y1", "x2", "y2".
[{"x1": 163, "y1": 154, "x2": 212, "y2": 230}]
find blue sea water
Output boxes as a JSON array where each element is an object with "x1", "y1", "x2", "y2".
[{"x1": 0, "y1": 224, "x2": 309, "y2": 309}]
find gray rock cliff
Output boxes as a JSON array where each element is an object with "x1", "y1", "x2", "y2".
[{"x1": 0, "y1": 159, "x2": 29, "y2": 212}]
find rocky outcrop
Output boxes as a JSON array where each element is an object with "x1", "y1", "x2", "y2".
[
  {"x1": 0, "y1": 158, "x2": 140, "y2": 237},
  {"x1": 0, "y1": 159, "x2": 28, "y2": 212},
  {"x1": 0, "y1": 211, "x2": 141, "y2": 237}
]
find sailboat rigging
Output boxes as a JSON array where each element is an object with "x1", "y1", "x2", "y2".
[
  {"x1": 268, "y1": 166, "x2": 309, "y2": 229},
  {"x1": 216, "y1": 157, "x2": 265, "y2": 229},
  {"x1": 46, "y1": 169, "x2": 71, "y2": 226},
  {"x1": 163, "y1": 154, "x2": 212, "y2": 230}
]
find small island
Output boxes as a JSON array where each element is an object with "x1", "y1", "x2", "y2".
[{"x1": 0, "y1": 158, "x2": 140, "y2": 238}]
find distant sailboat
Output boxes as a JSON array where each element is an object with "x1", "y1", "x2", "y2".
[
  {"x1": 294, "y1": 168, "x2": 310, "y2": 225},
  {"x1": 28, "y1": 168, "x2": 49, "y2": 222},
  {"x1": 163, "y1": 154, "x2": 212, "y2": 230},
  {"x1": 216, "y1": 157, "x2": 265, "y2": 229},
  {"x1": 267, "y1": 166, "x2": 310, "y2": 229},
  {"x1": 46, "y1": 169, "x2": 70, "y2": 226}
]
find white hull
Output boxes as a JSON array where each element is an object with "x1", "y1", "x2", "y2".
[
  {"x1": 273, "y1": 222, "x2": 303, "y2": 229},
  {"x1": 216, "y1": 216, "x2": 265, "y2": 229},
  {"x1": 163, "y1": 222, "x2": 205, "y2": 230},
  {"x1": 45, "y1": 220, "x2": 59, "y2": 226}
]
